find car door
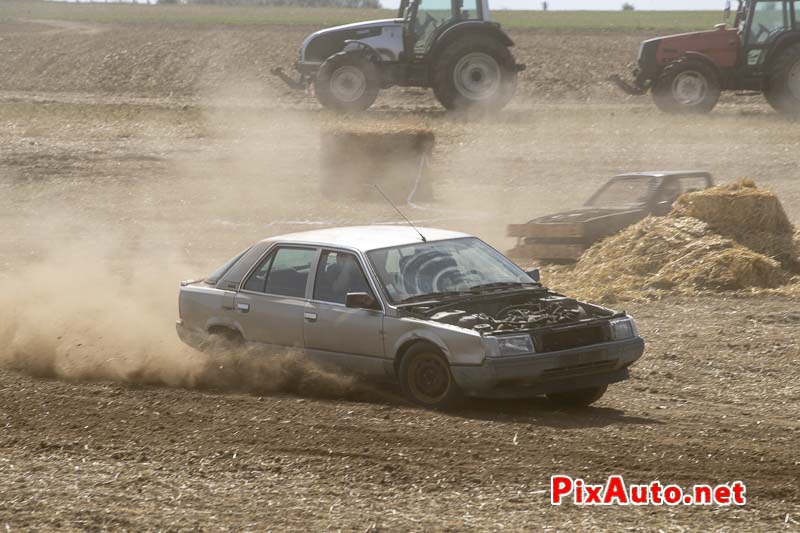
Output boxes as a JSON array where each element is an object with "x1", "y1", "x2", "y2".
[
  {"x1": 233, "y1": 246, "x2": 318, "y2": 349},
  {"x1": 303, "y1": 249, "x2": 386, "y2": 376}
]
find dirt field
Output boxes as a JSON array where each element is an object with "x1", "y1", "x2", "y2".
[{"x1": 1, "y1": 11, "x2": 799, "y2": 532}]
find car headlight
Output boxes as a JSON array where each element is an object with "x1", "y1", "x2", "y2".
[
  {"x1": 609, "y1": 317, "x2": 637, "y2": 340},
  {"x1": 497, "y1": 334, "x2": 535, "y2": 356}
]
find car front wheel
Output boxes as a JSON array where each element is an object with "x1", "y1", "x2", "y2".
[{"x1": 399, "y1": 343, "x2": 464, "y2": 410}]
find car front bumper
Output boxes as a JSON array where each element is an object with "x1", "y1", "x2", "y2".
[{"x1": 451, "y1": 337, "x2": 645, "y2": 399}]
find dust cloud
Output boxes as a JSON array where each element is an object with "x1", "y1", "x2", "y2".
[
  {"x1": 0, "y1": 82, "x2": 389, "y2": 402},
  {"x1": 0, "y1": 233, "x2": 377, "y2": 400}
]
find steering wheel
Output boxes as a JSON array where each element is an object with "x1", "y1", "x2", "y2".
[
  {"x1": 754, "y1": 23, "x2": 771, "y2": 42},
  {"x1": 417, "y1": 12, "x2": 437, "y2": 35}
]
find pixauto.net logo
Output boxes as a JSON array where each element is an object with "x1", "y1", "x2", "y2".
[{"x1": 551, "y1": 475, "x2": 746, "y2": 506}]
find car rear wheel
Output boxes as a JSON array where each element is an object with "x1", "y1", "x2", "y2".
[
  {"x1": 546, "y1": 384, "x2": 607, "y2": 407},
  {"x1": 202, "y1": 327, "x2": 244, "y2": 354},
  {"x1": 399, "y1": 343, "x2": 464, "y2": 410},
  {"x1": 652, "y1": 58, "x2": 720, "y2": 114}
]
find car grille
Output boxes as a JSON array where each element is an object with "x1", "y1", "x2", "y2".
[
  {"x1": 539, "y1": 324, "x2": 606, "y2": 352},
  {"x1": 541, "y1": 359, "x2": 617, "y2": 379}
]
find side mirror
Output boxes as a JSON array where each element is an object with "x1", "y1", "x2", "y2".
[
  {"x1": 345, "y1": 292, "x2": 380, "y2": 310},
  {"x1": 525, "y1": 269, "x2": 541, "y2": 283}
]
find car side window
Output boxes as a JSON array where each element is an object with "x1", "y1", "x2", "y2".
[
  {"x1": 243, "y1": 247, "x2": 316, "y2": 298},
  {"x1": 313, "y1": 250, "x2": 374, "y2": 305},
  {"x1": 655, "y1": 180, "x2": 683, "y2": 205},
  {"x1": 679, "y1": 176, "x2": 711, "y2": 194},
  {"x1": 242, "y1": 250, "x2": 275, "y2": 292}
]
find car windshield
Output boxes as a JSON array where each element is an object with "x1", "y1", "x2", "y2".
[
  {"x1": 366, "y1": 237, "x2": 535, "y2": 304},
  {"x1": 585, "y1": 176, "x2": 654, "y2": 207}
]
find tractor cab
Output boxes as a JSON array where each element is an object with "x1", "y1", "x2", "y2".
[
  {"x1": 739, "y1": 0, "x2": 797, "y2": 68},
  {"x1": 399, "y1": 0, "x2": 490, "y2": 58}
]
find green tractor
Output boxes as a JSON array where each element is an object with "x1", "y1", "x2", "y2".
[{"x1": 273, "y1": 0, "x2": 525, "y2": 112}]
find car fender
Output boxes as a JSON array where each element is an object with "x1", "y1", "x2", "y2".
[
  {"x1": 205, "y1": 316, "x2": 245, "y2": 338},
  {"x1": 386, "y1": 318, "x2": 486, "y2": 367}
]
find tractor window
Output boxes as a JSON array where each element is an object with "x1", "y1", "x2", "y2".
[
  {"x1": 459, "y1": 0, "x2": 481, "y2": 20},
  {"x1": 749, "y1": 1, "x2": 788, "y2": 44},
  {"x1": 412, "y1": 0, "x2": 455, "y2": 54}
]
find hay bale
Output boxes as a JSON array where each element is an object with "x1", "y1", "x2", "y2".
[
  {"x1": 649, "y1": 246, "x2": 788, "y2": 291},
  {"x1": 670, "y1": 180, "x2": 797, "y2": 269},
  {"x1": 553, "y1": 216, "x2": 790, "y2": 302},
  {"x1": 320, "y1": 128, "x2": 435, "y2": 204}
]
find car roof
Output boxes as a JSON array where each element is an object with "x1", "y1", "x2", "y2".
[
  {"x1": 261, "y1": 225, "x2": 472, "y2": 252},
  {"x1": 612, "y1": 171, "x2": 711, "y2": 179}
]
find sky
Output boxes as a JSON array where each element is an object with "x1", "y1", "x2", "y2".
[{"x1": 382, "y1": 1, "x2": 727, "y2": 8}]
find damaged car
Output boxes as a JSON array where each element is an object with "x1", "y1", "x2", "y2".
[
  {"x1": 177, "y1": 226, "x2": 644, "y2": 409},
  {"x1": 508, "y1": 171, "x2": 714, "y2": 262}
]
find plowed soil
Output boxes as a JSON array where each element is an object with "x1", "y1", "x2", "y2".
[{"x1": 1, "y1": 16, "x2": 799, "y2": 532}]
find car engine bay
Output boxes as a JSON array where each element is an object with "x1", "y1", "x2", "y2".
[{"x1": 416, "y1": 291, "x2": 616, "y2": 334}]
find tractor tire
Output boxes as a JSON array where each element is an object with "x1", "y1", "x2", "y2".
[
  {"x1": 546, "y1": 384, "x2": 608, "y2": 408},
  {"x1": 314, "y1": 52, "x2": 380, "y2": 113},
  {"x1": 652, "y1": 57, "x2": 721, "y2": 114},
  {"x1": 398, "y1": 343, "x2": 464, "y2": 410},
  {"x1": 765, "y1": 43, "x2": 800, "y2": 118},
  {"x1": 432, "y1": 36, "x2": 518, "y2": 113}
]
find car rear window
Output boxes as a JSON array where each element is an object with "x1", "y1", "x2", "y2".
[{"x1": 206, "y1": 247, "x2": 250, "y2": 284}]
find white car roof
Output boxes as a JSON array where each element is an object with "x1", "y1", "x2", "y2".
[{"x1": 263, "y1": 225, "x2": 472, "y2": 252}]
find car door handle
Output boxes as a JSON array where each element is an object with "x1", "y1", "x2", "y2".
[
  {"x1": 236, "y1": 302, "x2": 250, "y2": 313},
  {"x1": 304, "y1": 312, "x2": 317, "y2": 322}
]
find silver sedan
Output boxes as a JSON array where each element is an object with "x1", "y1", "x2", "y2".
[{"x1": 177, "y1": 226, "x2": 644, "y2": 409}]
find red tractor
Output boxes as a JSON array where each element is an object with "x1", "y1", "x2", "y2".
[{"x1": 612, "y1": 0, "x2": 800, "y2": 115}]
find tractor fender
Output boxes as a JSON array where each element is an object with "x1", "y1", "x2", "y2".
[
  {"x1": 765, "y1": 32, "x2": 800, "y2": 69},
  {"x1": 430, "y1": 21, "x2": 514, "y2": 62},
  {"x1": 342, "y1": 40, "x2": 382, "y2": 62},
  {"x1": 673, "y1": 52, "x2": 723, "y2": 80}
]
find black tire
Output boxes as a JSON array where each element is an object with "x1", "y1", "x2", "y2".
[
  {"x1": 765, "y1": 43, "x2": 800, "y2": 118},
  {"x1": 652, "y1": 58, "x2": 720, "y2": 114},
  {"x1": 314, "y1": 52, "x2": 380, "y2": 113},
  {"x1": 432, "y1": 36, "x2": 518, "y2": 112},
  {"x1": 202, "y1": 327, "x2": 244, "y2": 354},
  {"x1": 398, "y1": 343, "x2": 464, "y2": 410},
  {"x1": 546, "y1": 384, "x2": 608, "y2": 408}
]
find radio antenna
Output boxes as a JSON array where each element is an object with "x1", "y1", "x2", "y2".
[{"x1": 374, "y1": 184, "x2": 426, "y2": 243}]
